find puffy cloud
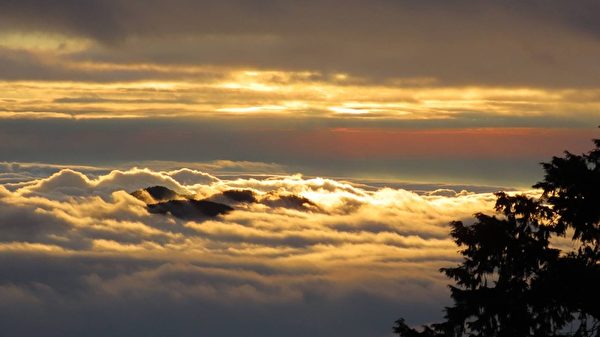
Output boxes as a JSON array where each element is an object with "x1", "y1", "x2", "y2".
[
  {"x1": 0, "y1": 162, "x2": 109, "y2": 186},
  {"x1": 20, "y1": 167, "x2": 193, "y2": 198},
  {"x1": 165, "y1": 168, "x2": 219, "y2": 185},
  {"x1": 0, "y1": 165, "x2": 521, "y2": 336}
]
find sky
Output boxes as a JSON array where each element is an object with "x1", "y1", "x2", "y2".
[{"x1": 0, "y1": 1, "x2": 599, "y2": 336}]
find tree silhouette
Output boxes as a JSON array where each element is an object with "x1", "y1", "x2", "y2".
[{"x1": 394, "y1": 138, "x2": 600, "y2": 337}]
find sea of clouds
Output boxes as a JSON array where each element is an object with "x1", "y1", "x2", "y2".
[{"x1": 0, "y1": 162, "x2": 512, "y2": 337}]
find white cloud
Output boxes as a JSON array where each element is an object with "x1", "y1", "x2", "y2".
[
  {"x1": 20, "y1": 167, "x2": 194, "y2": 199},
  {"x1": 166, "y1": 168, "x2": 220, "y2": 186}
]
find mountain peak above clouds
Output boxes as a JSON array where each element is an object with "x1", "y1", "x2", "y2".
[{"x1": 131, "y1": 185, "x2": 321, "y2": 220}]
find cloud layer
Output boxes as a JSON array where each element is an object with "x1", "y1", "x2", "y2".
[
  {"x1": 1, "y1": 1, "x2": 600, "y2": 125},
  {"x1": 2, "y1": 1, "x2": 600, "y2": 87},
  {"x1": 0, "y1": 164, "x2": 512, "y2": 336},
  {"x1": 0, "y1": 3, "x2": 594, "y2": 334}
]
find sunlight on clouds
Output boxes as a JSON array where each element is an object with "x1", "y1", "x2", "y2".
[
  {"x1": 0, "y1": 31, "x2": 90, "y2": 54},
  {"x1": 328, "y1": 106, "x2": 370, "y2": 115},
  {"x1": 0, "y1": 165, "x2": 511, "y2": 291},
  {"x1": 1, "y1": 64, "x2": 600, "y2": 121},
  {"x1": 0, "y1": 163, "x2": 536, "y2": 335},
  {"x1": 1, "y1": 1, "x2": 599, "y2": 334},
  {"x1": 219, "y1": 82, "x2": 276, "y2": 92},
  {"x1": 217, "y1": 105, "x2": 289, "y2": 114},
  {"x1": 0, "y1": 241, "x2": 69, "y2": 253}
]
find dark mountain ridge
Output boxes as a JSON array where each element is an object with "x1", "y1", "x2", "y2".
[{"x1": 131, "y1": 185, "x2": 321, "y2": 221}]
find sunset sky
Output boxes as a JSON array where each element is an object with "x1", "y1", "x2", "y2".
[{"x1": 1, "y1": 1, "x2": 599, "y2": 337}]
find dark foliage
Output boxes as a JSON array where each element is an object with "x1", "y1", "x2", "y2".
[
  {"x1": 148, "y1": 199, "x2": 233, "y2": 219},
  {"x1": 144, "y1": 185, "x2": 181, "y2": 202},
  {"x1": 262, "y1": 193, "x2": 320, "y2": 211},
  {"x1": 130, "y1": 185, "x2": 180, "y2": 202},
  {"x1": 395, "y1": 138, "x2": 600, "y2": 337},
  {"x1": 222, "y1": 189, "x2": 258, "y2": 203}
]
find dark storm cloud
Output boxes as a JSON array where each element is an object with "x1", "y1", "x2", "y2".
[
  {"x1": 0, "y1": 0, "x2": 125, "y2": 43},
  {"x1": 3, "y1": 1, "x2": 600, "y2": 43},
  {"x1": 2, "y1": 0, "x2": 600, "y2": 86},
  {"x1": 506, "y1": 0, "x2": 600, "y2": 39}
]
